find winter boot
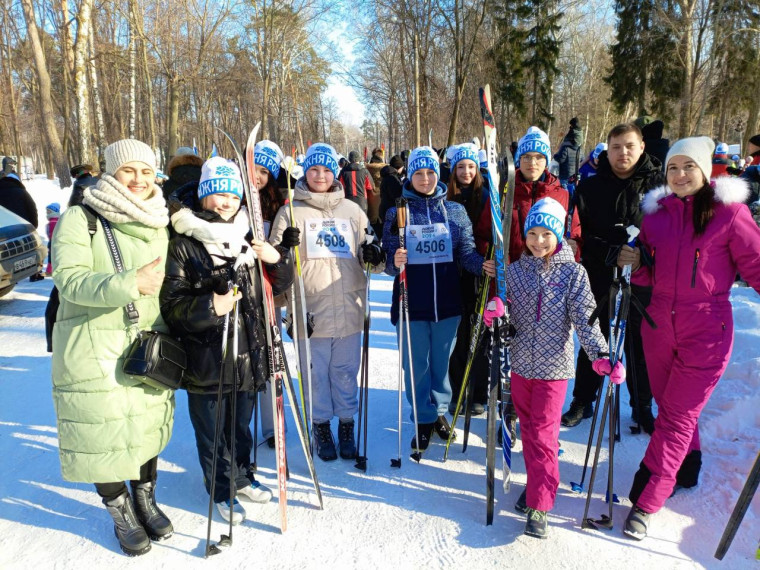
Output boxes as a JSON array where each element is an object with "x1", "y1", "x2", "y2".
[
  {"x1": 676, "y1": 450, "x2": 702, "y2": 489},
  {"x1": 313, "y1": 421, "x2": 338, "y2": 461},
  {"x1": 628, "y1": 461, "x2": 653, "y2": 506},
  {"x1": 524, "y1": 508, "x2": 548, "y2": 539},
  {"x1": 130, "y1": 481, "x2": 173, "y2": 541},
  {"x1": 561, "y1": 398, "x2": 593, "y2": 427},
  {"x1": 514, "y1": 489, "x2": 528, "y2": 514},
  {"x1": 216, "y1": 498, "x2": 246, "y2": 524},
  {"x1": 624, "y1": 506, "x2": 651, "y2": 540},
  {"x1": 434, "y1": 415, "x2": 455, "y2": 441},
  {"x1": 237, "y1": 479, "x2": 273, "y2": 504},
  {"x1": 104, "y1": 492, "x2": 152, "y2": 556},
  {"x1": 632, "y1": 405, "x2": 656, "y2": 435},
  {"x1": 410, "y1": 422, "x2": 436, "y2": 452},
  {"x1": 338, "y1": 419, "x2": 357, "y2": 460},
  {"x1": 470, "y1": 402, "x2": 485, "y2": 416}
]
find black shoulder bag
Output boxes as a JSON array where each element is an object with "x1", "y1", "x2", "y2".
[{"x1": 98, "y1": 215, "x2": 185, "y2": 391}]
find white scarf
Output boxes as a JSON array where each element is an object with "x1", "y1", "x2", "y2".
[
  {"x1": 171, "y1": 206, "x2": 257, "y2": 267},
  {"x1": 83, "y1": 174, "x2": 169, "y2": 228}
]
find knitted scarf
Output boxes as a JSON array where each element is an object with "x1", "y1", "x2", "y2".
[
  {"x1": 171, "y1": 206, "x2": 256, "y2": 267},
  {"x1": 83, "y1": 174, "x2": 169, "y2": 228}
]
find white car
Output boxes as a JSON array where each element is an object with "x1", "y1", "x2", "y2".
[{"x1": 0, "y1": 205, "x2": 47, "y2": 297}]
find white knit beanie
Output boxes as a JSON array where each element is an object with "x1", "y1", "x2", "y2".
[
  {"x1": 104, "y1": 139, "x2": 157, "y2": 175},
  {"x1": 665, "y1": 136, "x2": 714, "y2": 184},
  {"x1": 515, "y1": 126, "x2": 551, "y2": 165}
]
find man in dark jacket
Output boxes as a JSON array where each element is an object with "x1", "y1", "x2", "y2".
[
  {"x1": 554, "y1": 117, "x2": 584, "y2": 187},
  {"x1": 338, "y1": 150, "x2": 373, "y2": 213},
  {"x1": 562, "y1": 123, "x2": 665, "y2": 434},
  {"x1": 67, "y1": 164, "x2": 98, "y2": 207},
  {"x1": 378, "y1": 155, "x2": 404, "y2": 239},
  {"x1": 0, "y1": 158, "x2": 37, "y2": 227}
]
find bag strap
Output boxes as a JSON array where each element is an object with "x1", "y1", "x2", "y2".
[
  {"x1": 81, "y1": 205, "x2": 98, "y2": 237},
  {"x1": 98, "y1": 215, "x2": 140, "y2": 325}
]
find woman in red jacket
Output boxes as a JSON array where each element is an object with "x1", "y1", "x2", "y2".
[{"x1": 619, "y1": 136, "x2": 760, "y2": 540}]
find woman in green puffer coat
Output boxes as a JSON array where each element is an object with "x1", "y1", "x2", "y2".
[{"x1": 51, "y1": 139, "x2": 174, "y2": 557}]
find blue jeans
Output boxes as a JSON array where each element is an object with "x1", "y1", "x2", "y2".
[{"x1": 398, "y1": 316, "x2": 460, "y2": 424}]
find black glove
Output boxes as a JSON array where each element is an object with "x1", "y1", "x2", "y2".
[
  {"x1": 361, "y1": 242, "x2": 385, "y2": 266},
  {"x1": 608, "y1": 224, "x2": 631, "y2": 246},
  {"x1": 283, "y1": 312, "x2": 315, "y2": 339},
  {"x1": 280, "y1": 227, "x2": 301, "y2": 248}
]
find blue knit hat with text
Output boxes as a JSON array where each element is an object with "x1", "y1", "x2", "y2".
[
  {"x1": 448, "y1": 143, "x2": 480, "y2": 169},
  {"x1": 303, "y1": 143, "x2": 340, "y2": 178},
  {"x1": 515, "y1": 126, "x2": 551, "y2": 165},
  {"x1": 524, "y1": 197, "x2": 566, "y2": 243},
  {"x1": 407, "y1": 146, "x2": 440, "y2": 179},
  {"x1": 254, "y1": 140, "x2": 284, "y2": 179},
  {"x1": 198, "y1": 157, "x2": 244, "y2": 201}
]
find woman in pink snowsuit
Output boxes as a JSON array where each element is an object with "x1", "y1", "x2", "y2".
[
  {"x1": 500, "y1": 197, "x2": 623, "y2": 539},
  {"x1": 621, "y1": 136, "x2": 760, "y2": 540}
]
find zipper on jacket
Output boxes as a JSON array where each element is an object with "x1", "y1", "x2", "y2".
[{"x1": 690, "y1": 248, "x2": 700, "y2": 288}]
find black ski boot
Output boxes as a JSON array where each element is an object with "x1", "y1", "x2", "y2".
[
  {"x1": 313, "y1": 421, "x2": 337, "y2": 461},
  {"x1": 676, "y1": 450, "x2": 702, "y2": 488},
  {"x1": 514, "y1": 489, "x2": 528, "y2": 514},
  {"x1": 104, "y1": 492, "x2": 151, "y2": 556},
  {"x1": 561, "y1": 398, "x2": 593, "y2": 427},
  {"x1": 624, "y1": 506, "x2": 651, "y2": 540},
  {"x1": 629, "y1": 461, "x2": 653, "y2": 506},
  {"x1": 130, "y1": 481, "x2": 173, "y2": 541},
  {"x1": 337, "y1": 419, "x2": 357, "y2": 460},
  {"x1": 410, "y1": 422, "x2": 436, "y2": 452},
  {"x1": 632, "y1": 405, "x2": 656, "y2": 435},
  {"x1": 434, "y1": 415, "x2": 455, "y2": 441},
  {"x1": 524, "y1": 508, "x2": 548, "y2": 539}
]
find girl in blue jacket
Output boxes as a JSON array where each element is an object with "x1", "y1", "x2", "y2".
[{"x1": 383, "y1": 146, "x2": 492, "y2": 451}]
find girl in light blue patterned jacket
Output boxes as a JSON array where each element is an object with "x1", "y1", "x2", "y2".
[{"x1": 503, "y1": 197, "x2": 623, "y2": 539}]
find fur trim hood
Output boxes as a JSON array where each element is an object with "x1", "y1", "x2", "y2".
[
  {"x1": 641, "y1": 176, "x2": 750, "y2": 215},
  {"x1": 167, "y1": 153, "x2": 204, "y2": 176}
]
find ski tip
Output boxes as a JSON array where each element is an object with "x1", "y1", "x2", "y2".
[
  {"x1": 245, "y1": 122, "x2": 262, "y2": 148},
  {"x1": 390, "y1": 458, "x2": 401, "y2": 468},
  {"x1": 410, "y1": 451, "x2": 422, "y2": 463}
]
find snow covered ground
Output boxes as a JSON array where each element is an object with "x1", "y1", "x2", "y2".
[{"x1": 0, "y1": 177, "x2": 757, "y2": 569}]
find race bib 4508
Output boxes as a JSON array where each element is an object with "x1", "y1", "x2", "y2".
[{"x1": 305, "y1": 218, "x2": 354, "y2": 259}]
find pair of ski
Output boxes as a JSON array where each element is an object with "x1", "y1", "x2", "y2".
[
  {"x1": 205, "y1": 125, "x2": 323, "y2": 556},
  {"x1": 439, "y1": 86, "x2": 516, "y2": 524}
]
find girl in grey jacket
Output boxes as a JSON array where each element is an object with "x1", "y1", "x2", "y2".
[{"x1": 504, "y1": 197, "x2": 622, "y2": 539}]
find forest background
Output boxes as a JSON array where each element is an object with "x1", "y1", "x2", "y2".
[{"x1": 1, "y1": 0, "x2": 759, "y2": 187}]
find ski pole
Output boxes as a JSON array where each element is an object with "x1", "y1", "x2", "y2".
[
  {"x1": 715, "y1": 451, "x2": 760, "y2": 560},
  {"x1": 355, "y1": 259, "x2": 372, "y2": 472},
  {"x1": 205, "y1": 279, "x2": 233, "y2": 557},
  {"x1": 396, "y1": 197, "x2": 421, "y2": 462},
  {"x1": 227, "y1": 284, "x2": 240, "y2": 546}
]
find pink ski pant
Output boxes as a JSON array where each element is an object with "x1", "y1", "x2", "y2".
[
  {"x1": 637, "y1": 304, "x2": 733, "y2": 513},
  {"x1": 511, "y1": 373, "x2": 568, "y2": 512}
]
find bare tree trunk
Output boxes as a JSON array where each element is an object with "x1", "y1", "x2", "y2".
[
  {"x1": 137, "y1": 7, "x2": 156, "y2": 149},
  {"x1": 128, "y1": 0, "x2": 137, "y2": 138},
  {"x1": 74, "y1": 0, "x2": 93, "y2": 165},
  {"x1": 167, "y1": 76, "x2": 180, "y2": 156},
  {"x1": 21, "y1": 0, "x2": 71, "y2": 187},
  {"x1": 59, "y1": 0, "x2": 75, "y2": 162},
  {"x1": 88, "y1": 29, "x2": 106, "y2": 163},
  {"x1": 1, "y1": 6, "x2": 23, "y2": 162}
]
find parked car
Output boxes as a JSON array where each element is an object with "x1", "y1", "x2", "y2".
[{"x1": 0, "y1": 205, "x2": 47, "y2": 298}]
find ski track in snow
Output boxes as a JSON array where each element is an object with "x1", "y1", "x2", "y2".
[{"x1": 0, "y1": 177, "x2": 757, "y2": 569}]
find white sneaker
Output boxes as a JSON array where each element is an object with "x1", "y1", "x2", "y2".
[
  {"x1": 237, "y1": 481, "x2": 273, "y2": 504},
  {"x1": 215, "y1": 499, "x2": 246, "y2": 524}
]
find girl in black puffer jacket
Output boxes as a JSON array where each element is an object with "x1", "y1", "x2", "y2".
[{"x1": 160, "y1": 157, "x2": 293, "y2": 524}]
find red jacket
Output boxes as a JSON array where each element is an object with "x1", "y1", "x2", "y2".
[{"x1": 474, "y1": 171, "x2": 581, "y2": 263}]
